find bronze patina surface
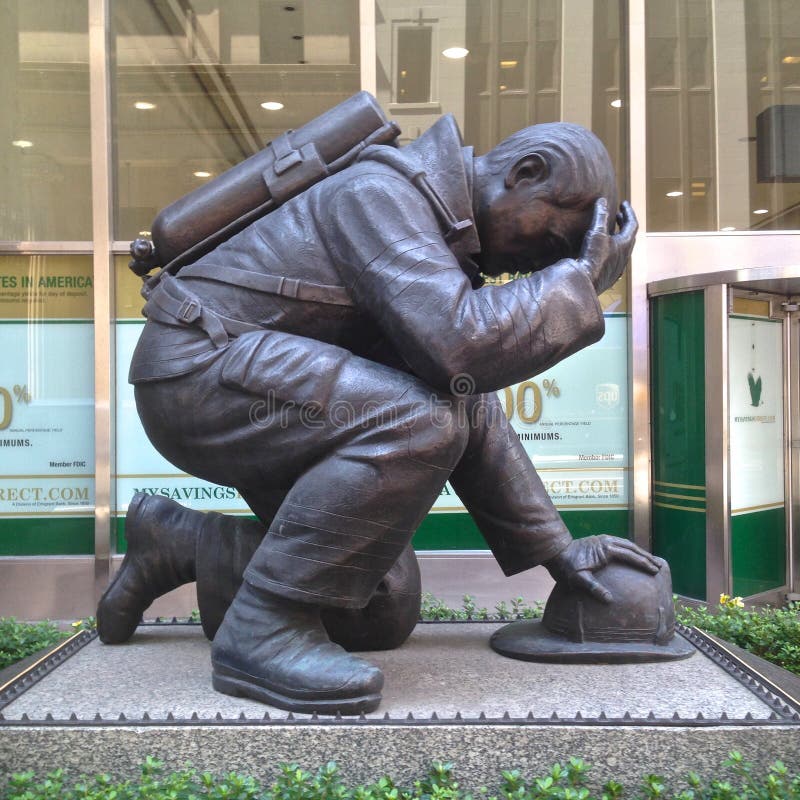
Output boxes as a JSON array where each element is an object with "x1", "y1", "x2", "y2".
[{"x1": 98, "y1": 93, "x2": 675, "y2": 716}]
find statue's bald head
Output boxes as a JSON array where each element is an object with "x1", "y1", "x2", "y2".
[
  {"x1": 480, "y1": 122, "x2": 618, "y2": 226},
  {"x1": 472, "y1": 122, "x2": 619, "y2": 275}
]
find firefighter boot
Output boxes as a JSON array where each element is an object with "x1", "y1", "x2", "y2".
[
  {"x1": 211, "y1": 580, "x2": 384, "y2": 715},
  {"x1": 97, "y1": 493, "x2": 200, "y2": 643}
]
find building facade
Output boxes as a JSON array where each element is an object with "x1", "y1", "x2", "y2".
[{"x1": 0, "y1": 0, "x2": 798, "y2": 618}]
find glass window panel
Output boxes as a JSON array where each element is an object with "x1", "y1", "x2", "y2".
[
  {"x1": 375, "y1": 0, "x2": 632, "y2": 545},
  {"x1": 111, "y1": 0, "x2": 360, "y2": 241},
  {"x1": 0, "y1": 1, "x2": 91, "y2": 241},
  {"x1": 499, "y1": 44, "x2": 527, "y2": 92},
  {"x1": 744, "y1": 0, "x2": 800, "y2": 231},
  {"x1": 648, "y1": 0, "x2": 800, "y2": 231},
  {"x1": 396, "y1": 27, "x2": 432, "y2": 103},
  {"x1": 729, "y1": 314, "x2": 786, "y2": 595},
  {"x1": 0, "y1": 255, "x2": 95, "y2": 555},
  {"x1": 646, "y1": 0, "x2": 716, "y2": 232},
  {"x1": 501, "y1": 0, "x2": 528, "y2": 43},
  {"x1": 376, "y1": 0, "x2": 627, "y2": 198}
]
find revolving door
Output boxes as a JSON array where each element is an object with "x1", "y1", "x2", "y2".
[{"x1": 649, "y1": 269, "x2": 800, "y2": 603}]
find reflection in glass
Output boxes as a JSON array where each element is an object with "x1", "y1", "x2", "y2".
[
  {"x1": 647, "y1": 0, "x2": 800, "y2": 232},
  {"x1": 646, "y1": 0, "x2": 715, "y2": 232},
  {"x1": 112, "y1": 0, "x2": 360, "y2": 241},
  {"x1": 375, "y1": 0, "x2": 628, "y2": 198},
  {"x1": 0, "y1": 1, "x2": 92, "y2": 241},
  {"x1": 396, "y1": 26, "x2": 432, "y2": 103},
  {"x1": 746, "y1": 1, "x2": 800, "y2": 230}
]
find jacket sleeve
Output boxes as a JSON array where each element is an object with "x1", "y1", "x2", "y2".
[
  {"x1": 448, "y1": 393, "x2": 572, "y2": 572},
  {"x1": 324, "y1": 172, "x2": 606, "y2": 394}
]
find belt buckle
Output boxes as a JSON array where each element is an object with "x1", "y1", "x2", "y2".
[{"x1": 177, "y1": 298, "x2": 200, "y2": 323}]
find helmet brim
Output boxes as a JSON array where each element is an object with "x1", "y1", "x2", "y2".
[{"x1": 490, "y1": 619, "x2": 696, "y2": 664}]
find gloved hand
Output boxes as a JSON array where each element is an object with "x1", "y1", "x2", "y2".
[
  {"x1": 577, "y1": 198, "x2": 638, "y2": 295},
  {"x1": 543, "y1": 534, "x2": 662, "y2": 604}
]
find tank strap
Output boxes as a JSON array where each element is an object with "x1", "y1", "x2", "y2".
[
  {"x1": 142, "y1": 277, "x2": 263, "y2": 348},
  {"x1": 180, "y1": 263, "x2": 354, "y2": 307}
]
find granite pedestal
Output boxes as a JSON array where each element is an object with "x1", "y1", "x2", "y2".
[{"x1": 1, "y1": 622, "x2": 799, "y2": 789}]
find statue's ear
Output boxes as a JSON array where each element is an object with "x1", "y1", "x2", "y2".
[{"x1": 505, "y1": 152, "x2": 549, "y2": 189}]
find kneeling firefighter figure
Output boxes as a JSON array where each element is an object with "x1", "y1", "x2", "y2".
[{"x1": 99, "y1": 91, "x2": 665, "y2": 715}]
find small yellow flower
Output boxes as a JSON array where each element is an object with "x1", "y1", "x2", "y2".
[
  {"x1": 719, "y1": 593, "x2": 730, "y2": 604},
  {"x1": 71, "y1": 620, "x2": 82, "y2": 628},
  {"x1": 732, "y1": 596, "x2": 745, "y2": 608}
]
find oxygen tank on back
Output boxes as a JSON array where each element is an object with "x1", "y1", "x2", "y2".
[{"x1": 129, "y1": 92, "x2": 400, "y2": 277}]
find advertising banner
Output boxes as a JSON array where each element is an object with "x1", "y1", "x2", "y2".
[
  {"x1": 0, "y1": 257, "x2": 95, "y2": 527},
  {"x1": 116, "y1": 306, "x2": 628, "y2": 518},
  {"x1": 434, "y1": 314, "x2": 628, "y2": 512}
]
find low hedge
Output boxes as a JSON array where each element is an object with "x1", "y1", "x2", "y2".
[
  {"x1": 2, "y1": 754, "x2": 799, "y2": 800},
  {"x1": 0, "y1": 617, "x2": 70, "y2": 671},
  {"x1": 675, "y1": 597, "x2": 800, "y2": 677}
]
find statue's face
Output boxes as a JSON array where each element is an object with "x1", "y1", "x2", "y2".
[{"x1": 474, "y1": 179, "x2": 595, "y2": 278}]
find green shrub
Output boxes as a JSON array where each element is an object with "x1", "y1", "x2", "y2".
[
  {"x1": 676, "y1": 596, "x2": 800, "y2": 677},
  {"x1": 0, "y1": 617, "x2": 69, "y2": 670},
  {"x1": 420, "y1": 594, "x2": 542, "y2": 622},
  {"x1": 2, "y1": 754, "x2": 800, "y2": 800}
]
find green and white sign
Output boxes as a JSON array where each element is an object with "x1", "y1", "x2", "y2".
[
  {"x1": 0, "y1": 257, "x2": 95, "y2": 552},
  {"x1": 116, "y1": 313, "x2": 629, "y2": 519},
  {"x1": 728, "y1": 316, "x2": 784, "y2": 516}
]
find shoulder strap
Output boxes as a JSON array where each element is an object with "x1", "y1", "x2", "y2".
[{"x1": 180, "y1": 263, "x2": 354, "y2": 307}]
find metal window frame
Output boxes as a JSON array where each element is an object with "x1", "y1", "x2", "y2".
[{"x1": 89, "y1": 0, "x2": 114, "y2": 602}]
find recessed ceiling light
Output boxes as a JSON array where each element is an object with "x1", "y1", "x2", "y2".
[
  {"x1": 442, "y1": 47, "x2": 469, "y2": 59},
  {"x1": 666, "y1": 191, "x2": 683, "y2": 197},
  {"x1": 261, "y1": 101, "x2": 284, "y2": 111},
  {"x1": 610, "y1": 98, "x2": 622, "y2": 108},
  {"x1": 12, "y1": 139, "x2": 33, "y2": 148},
  {"x1": 193, "y1": 171, "x2": 212, "y2": 178},
  {"x1": 500, "y1": 60, "x2": 518, "y2": 69},
  {"x1": 499, "y1": 84, "x2": 508, "y2": 91},
  {"x1": 782, "y1": 55, "x2": 800, "y2": 64},
  {"x1": 721, "y1": 226, "x2": 736, "y2": 231},
  {"x1": 753, "y1": 208, "x2": 769, "y2": 215},
  {"x1": 138, "y1": 230, "x2": 152, "y2": 236},
  {"x1": 134, "y1": 101, "x2": 156, "y2": 110}
]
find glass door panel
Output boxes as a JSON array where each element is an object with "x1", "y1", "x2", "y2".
[{"x1": 728, "y1": 309, "x2": 787, "y2": 596}]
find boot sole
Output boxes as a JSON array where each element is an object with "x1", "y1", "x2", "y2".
[{"x1": 212, "y1": 663, "x2": 382, "y2": 716}]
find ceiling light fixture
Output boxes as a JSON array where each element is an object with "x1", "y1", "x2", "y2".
[
  {"x1": 134, "y1": 101, "x2": 156, "y2": 110},
  {"x1": 610, "y1": 98, "x2": 622, "y2": 108},
  {"x1": 193, "y1": 171, "x2": 212, "y2": 178},
  {"x1": 782, "y1": 55, "x2": 800, "y2": 64},
  {"x1": 261, "y1": 101, "x2": 284, "y2": 111},
  {"x1": 442, "y1": 47, "x2": 469, "y2": 59},
  {"x1": 753, "y1": 208, "x2": 769, "y2": 215},
  {"x1": 666, "y1": 190, "x2": 683, "y2": 197},
  {"x1": 12, "y1": 139, "x2": 33, "y2": 148},
  {"x1": 500, "y1": 60, "x2": 518, "y2": 69},
  {"x1": 721, "y1": 226, "x2": 736, "y2": 231}
]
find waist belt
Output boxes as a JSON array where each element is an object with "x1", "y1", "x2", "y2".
[{"x1": 143, "y1": 277, "x2": 263, "y2": 348}]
